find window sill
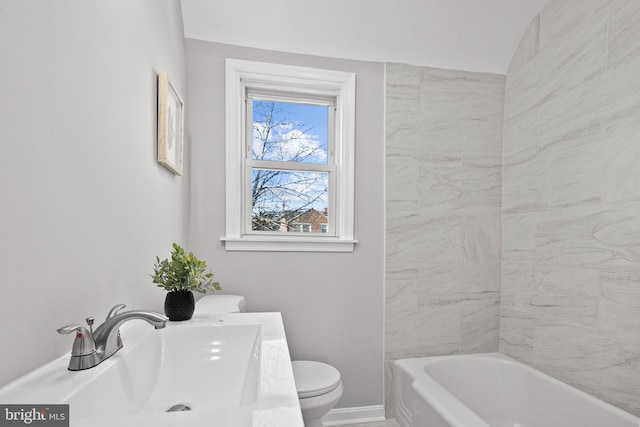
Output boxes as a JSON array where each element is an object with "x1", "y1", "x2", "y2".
[{"x1": 221, "y1": 236, "x2": 357, "y2": 252}]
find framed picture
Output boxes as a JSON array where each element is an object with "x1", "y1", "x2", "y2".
[{"x1": 157, "y1": 72, "x2": 184, "y2": 175}]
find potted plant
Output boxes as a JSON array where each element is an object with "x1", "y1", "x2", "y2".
[{"x1": 151, "y1": 243, "x2": 221, "y2": 321}]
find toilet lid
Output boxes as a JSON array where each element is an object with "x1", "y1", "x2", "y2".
[
  {"x1": 193, "y1": 295, "x2": 246, "y2": 314},
  {"x1": 291, "y1": 361, "x2": 341, "y2": 398}
]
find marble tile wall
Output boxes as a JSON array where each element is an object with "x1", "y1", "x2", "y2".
[
  {"x1": 385, "y1": 63, "x2": 504, "y2": 416},
  {"x1": 502, "y1": 0, "x2": 640, "y2": 416}
]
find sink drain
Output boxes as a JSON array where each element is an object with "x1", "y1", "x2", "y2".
[{"x1": 166, "y1": 403, "x2": 192, "y2": 412}]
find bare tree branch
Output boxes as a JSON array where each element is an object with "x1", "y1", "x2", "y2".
[{"x1": 251, "y1": 101, "x2": 328, "y2": 231}]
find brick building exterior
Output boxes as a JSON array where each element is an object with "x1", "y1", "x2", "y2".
[{"x1": 290, "y1": 208, "x2": 328, "y2": 233}]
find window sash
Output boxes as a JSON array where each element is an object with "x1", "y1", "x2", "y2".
[
  {"x1": 247, "y1": 159, "x2": 335, "y2": 172},
  {"x1": 244, "y1": 90, "x2": 337, "y2": 237},
  {"x1": 245, "y1": 91, "x2": 335, "y2": 166},
  {"x1": 244, "y1": 165, "x2": 336, "y2": 236}
]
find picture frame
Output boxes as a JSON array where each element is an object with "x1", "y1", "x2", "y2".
[{"x1": 157, "y1": 72, "x2": 184, "y2": 175}]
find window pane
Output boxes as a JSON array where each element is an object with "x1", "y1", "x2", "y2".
[
  {"x1": 251, "y1": 169, "x2": 329, "y2": 232},
  {"x1": 252, "y1": 100, "x2": 329, "y2": 165}
]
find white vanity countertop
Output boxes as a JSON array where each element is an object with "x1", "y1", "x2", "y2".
[{"x1": 0, "y1": 312, "x2": 304, "y2": 427}]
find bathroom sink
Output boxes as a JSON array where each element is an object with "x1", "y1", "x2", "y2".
[
  {"x1": 0, "y1": 313, "x2": 303, "y2": 427},
  {"x1": 67, "y1": 323, "x2": 261, "y2": 419}
]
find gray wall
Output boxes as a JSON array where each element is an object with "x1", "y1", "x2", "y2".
[
  {"x1": 0, "y1": 0, "x2": 188, "y2": 387},
  {"x1": 385, "y1": 63, "x2": 505, "y2": 414},
  {"x1": 502, "y1": 0, "x2": 640, "y2": 416},
  {"x1": 184, "y1": 40, "x2": 385, "y2": 409}
]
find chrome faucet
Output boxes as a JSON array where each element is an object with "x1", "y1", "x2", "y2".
[{"x1": 57, "y1": 304, "x2": 168, "y2": 371}]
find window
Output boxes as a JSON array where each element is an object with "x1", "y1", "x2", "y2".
[
  {"x1": 292, "y1": 223, "x2": 311, "y2": 233},
  {"x1": 248, "y1": 93, "x2": 332, "y2": 234},
  {"x1": 224, "y1": 59, "x2": 356, "y2": 252}
]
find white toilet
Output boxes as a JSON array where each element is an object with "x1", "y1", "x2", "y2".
[
  {"x1": 193, "y1": 294, "x2": 246, "y2": 314},
  {"x1": 292, "y1": 360, "x2": 343, "y2": 427},
  {"x1": 194, "y1": 295, "x2": 343, "y2": 427}
]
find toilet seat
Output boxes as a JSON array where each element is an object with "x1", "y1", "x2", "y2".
[{"x1": 292, "y1": 360, "x2": 341, "y2": 398}]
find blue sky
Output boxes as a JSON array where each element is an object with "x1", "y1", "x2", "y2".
[{"x1": 252, "y1": 100, "x2": 329, "y2": 165}]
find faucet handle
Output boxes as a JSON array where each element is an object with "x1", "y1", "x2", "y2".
[
  {"x1": 106, "y1": 304, "x2": 126, "y2": 321},
  {"x1": 57, "y1": 325, "x2": 97, "y2": 356},
  {"x1": 85, "y1": 317, "x2": 94, "y2": 335}
]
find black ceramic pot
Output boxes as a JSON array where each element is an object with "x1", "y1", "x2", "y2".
[{"x1": 164, "y1": 290, "x2": 195, "y2": 321}]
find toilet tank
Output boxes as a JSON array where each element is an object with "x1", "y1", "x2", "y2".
[{"x1": 193, "y1": 295, "x2": 246, "y2": 315}]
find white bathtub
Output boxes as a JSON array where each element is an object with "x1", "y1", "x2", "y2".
[{"x1": 395, "y1": 353, "x2": 639, "y2": 427}]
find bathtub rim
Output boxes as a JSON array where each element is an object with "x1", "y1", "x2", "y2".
[
  {"x1": 394, "y1": 352, "x2": 639, "y2": 426},
  {"x1": 396, "y1": 354, "x2": 492, "y2": 427}
]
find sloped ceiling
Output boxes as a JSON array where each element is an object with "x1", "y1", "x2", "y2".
[{"x1": 181, "y1": 0, "x2": 550, "y2": 74}]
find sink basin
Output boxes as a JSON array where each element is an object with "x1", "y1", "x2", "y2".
[
  {"x1": 0, "y1": 313, "x2": 303, "y2": 427},
  {"x1": 67, "y1": 323, "x2": 261, "y2": 419}
]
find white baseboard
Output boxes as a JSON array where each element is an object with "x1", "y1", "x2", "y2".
[{"x1": 322, "y1": 405, "x2": 386, "y2": 426}]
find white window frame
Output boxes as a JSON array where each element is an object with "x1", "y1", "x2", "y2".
[{"x1": 223, "y1": 59, "x2": 356, "y2": 252}]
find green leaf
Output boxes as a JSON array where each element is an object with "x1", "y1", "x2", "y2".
[{"x1": 150, "y1": 243, "x2": 222, "y2": 294}]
